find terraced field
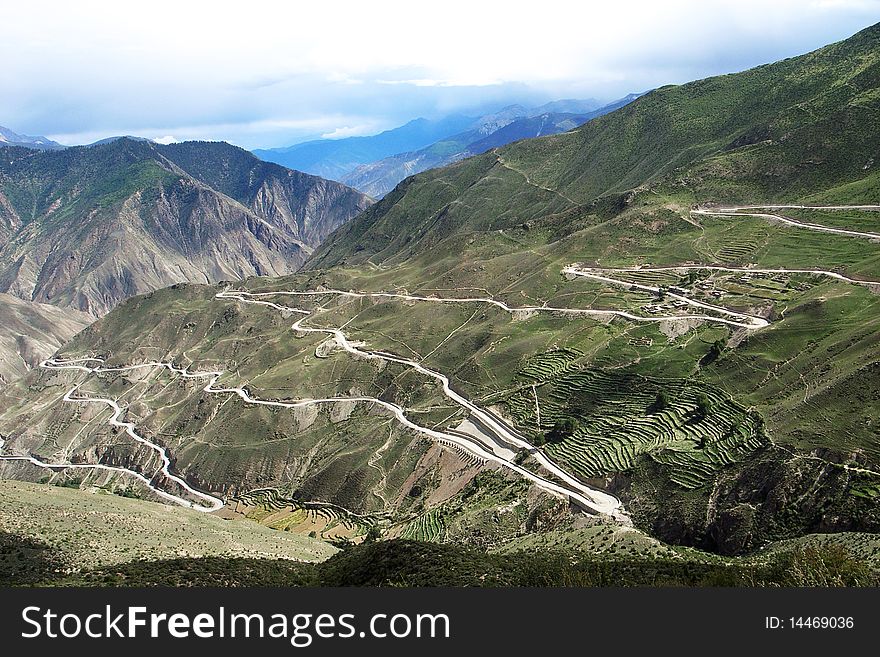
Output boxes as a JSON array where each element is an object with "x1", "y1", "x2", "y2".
[
  {"x1": 399, "y1": 508, "x2": 447, "y2": 542},
  {"x1": 718, "y1": 238, "x2": 760, "y2": 263},
  {"x1": 231, "y1": 488, "x2": 379, "y2": 543},
  {"x1": 504, "y1": 353, "x2": 769, "y2": 488},
  {"x1": 518, "y1": 348, "x2": 583, "y2": 382}
]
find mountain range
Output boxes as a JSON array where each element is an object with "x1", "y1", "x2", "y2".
[
  {"x1": 340, "y1": 94, "x2": 642, "y2": 197},
  {"x1": 0, "y1": 138, "x2": 371, "y2": 377},
  {"x1": 252, "y1": 114, "x2": 479, "y2": 180},
  {"x1": 0, "y1": 125, "x2": 63, "y2": 151},
  {"x1": 1, "y1": 23, "x2": 879, "y2": 583},
  {"x1": 252, "y1": 98, "x2": 639, "y2": 197}
]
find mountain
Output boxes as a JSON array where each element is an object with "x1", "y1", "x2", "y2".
[
  {"x1": 86, "y1": 135, "x2": 154, "y2": 146},
  {"x1": 300, "y1": 23, "x2": 880, "y2": 551},
  {"x1": 252, "y1": 115, "x2": 477, "y2": 180},
  {"x1": 339, "y1": 95, "x2": 642, "y2": 198},
  {"x1": 0, "y1": 294, "x2": 91, "y2": 384},
  {"x1": 160, "y1": 141, "x2": 372, "y2": 247},
  {"x1": 313, "y1": 24, "x2": 880, "y2": 267},
  {"x1": 531, "y1": 98, "x2": 602, "y2": 114},
  {"x1": 0, "y1": 125, "x2": 63, "y2": 151},
  {"x1": 251, "y1": 100, "x2": 611, "y2": 185},
  {"x1": 0, "y1": 138, "x2": 371, "y2": 316},
  {"x1": 2, "y1": 24, "x2": 879, "y2": 569}
]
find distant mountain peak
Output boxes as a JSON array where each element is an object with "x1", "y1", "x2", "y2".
[
  {"x1": 0, "y1": 140, "x2": 372, "y2": 316},
  {"x1": 0, "y1": 125, "x2": 64, "y2": 150},
  {"x1": 86, "y1": 135, "x2": 154, "y2": 147}
]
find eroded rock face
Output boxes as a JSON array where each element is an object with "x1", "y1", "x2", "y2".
[
  {"x1": 0, "y1": 293, "x2": 91, "y2": 384},
  {"x1": 0, "y1": 139, "x2": 372, "y2": 317},
  {"x1": 614, "y1": 447, "x2": 880, "y2": 555}
]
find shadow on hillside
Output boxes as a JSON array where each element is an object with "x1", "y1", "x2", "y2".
[{"x1": 0, "y1": 531, "x2": 66, "y2": 586}]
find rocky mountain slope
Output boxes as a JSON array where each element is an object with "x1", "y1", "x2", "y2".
[
  {"x1": 0, "y1": 138, "x2": 371, "y2": 316},
  {"x1": 0, "y1": 293, "x2": 90, "y2": 384}
]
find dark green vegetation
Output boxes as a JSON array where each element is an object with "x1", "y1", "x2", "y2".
[
  {"x1": 4, "y1": 535, "x2": 876, "y2": 587},
  {"x1": 0, "y1": 138, "x2": 370, "y2": 316}
]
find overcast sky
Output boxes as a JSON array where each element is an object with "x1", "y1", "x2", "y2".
[{"x1": 2, "y1": 0, "x2": 878, "y2": 149}]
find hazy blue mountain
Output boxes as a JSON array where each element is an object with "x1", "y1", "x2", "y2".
[
  {"x1": 527, "y1": 98, "x2": 602, "y2": 114},
  {"x1": 340, "y1": 94, "x2": 643, "y2": 198},
  {"x1": 464, "y1": 94, "x2": 642, "y2": 154},
  {"x1": 0, "y1": 125, "x2": 64, "y2": 151},
  {"x1": 252, "y1": 115, "x2": 477, "y2": 180}
]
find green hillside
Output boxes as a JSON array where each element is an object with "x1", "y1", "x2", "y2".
[
  {"x1": 2, "y1": 24, "x2": 879, "y2": 564},
  {"x1": 309, "y1": 22, "x2": 880, "y2": 269}
]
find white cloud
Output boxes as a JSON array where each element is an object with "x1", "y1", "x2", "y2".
[
  {"x1": 152, "y1": 135, "x2": 179, "y2": 145},
  {"x1": 3, "y1": 0, "x2": 878, "y2": 148},
  {"x1": 320, "y1": 124, "x2": 383, "y2": 139},
  {"x1": 377, "y1": 78, "x2": 504, "y2": 88}
]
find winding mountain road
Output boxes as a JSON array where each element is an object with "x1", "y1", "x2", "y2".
[
  {"x1": 1, "y1": 357, "x2": 226, "y2": 512},
  {"x1": 3, "y1": 204, "x2": 875, "y2": 520},
  {"x1": 562, "y1": 266, "x2": 770, "y2": 328},
  {"x1": 218, "y1": 289, "x2": 626, "y2": 518},
  {"x1": 575, "y1": 264, "x2": 880, "y2": 288},
  {"x1": 692, "y1": 205, "x2": 880, "y2": 240},
  {"x1": 228, "y1": 286, "x2": 767, "y2": 330}
]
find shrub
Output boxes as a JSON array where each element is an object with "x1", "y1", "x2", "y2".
[{"x1": 694, "y1": 393, "x2": 712, "y2": 420}]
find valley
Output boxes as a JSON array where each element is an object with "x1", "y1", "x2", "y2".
[
  {"x1": 2, "y1": 204, "x2": 877, "y2": 558},
  {"x1": 2, "y1": 21, "x2": 880, "y2": 586}
]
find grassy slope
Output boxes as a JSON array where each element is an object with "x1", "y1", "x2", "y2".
[
  {"x1": 3, "y1": 25, "x2": 880, "y2": 561},
  {"x1": 308, "y1": 23, "x2": 880, "y2": 270},
  {"x1": 293, "y1": 23, "x2": 880, "y2": 551},
  {"x1": 5, "y1": 533, "x2": 876, "y2": 587},
  {"x1": 0, "y1": 480, "x2": 336, "y2": 573}
]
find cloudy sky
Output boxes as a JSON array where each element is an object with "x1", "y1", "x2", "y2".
[{"x1": 2, "y1": 0, "x2": 878, "y2": 149}]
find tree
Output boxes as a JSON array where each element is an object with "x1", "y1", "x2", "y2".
[
  {"x1": 547, "y1": 417, "x2": 579, "y2": 443},
  {"x1": 702, "y1": 338, "x2": 728, "y2": 365},
  {"x1": 728, "y1": 420, "x2": 743, "y2": 438},
  {"x1": 653, "y1": 390, "x2": 670, "y2": 412},
  {"x1": 694, "y1": 393, "x2": 712, "y2": 420},
  {"x1": 364, "y1": 525, "x2": 382, "y2": 543}
]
